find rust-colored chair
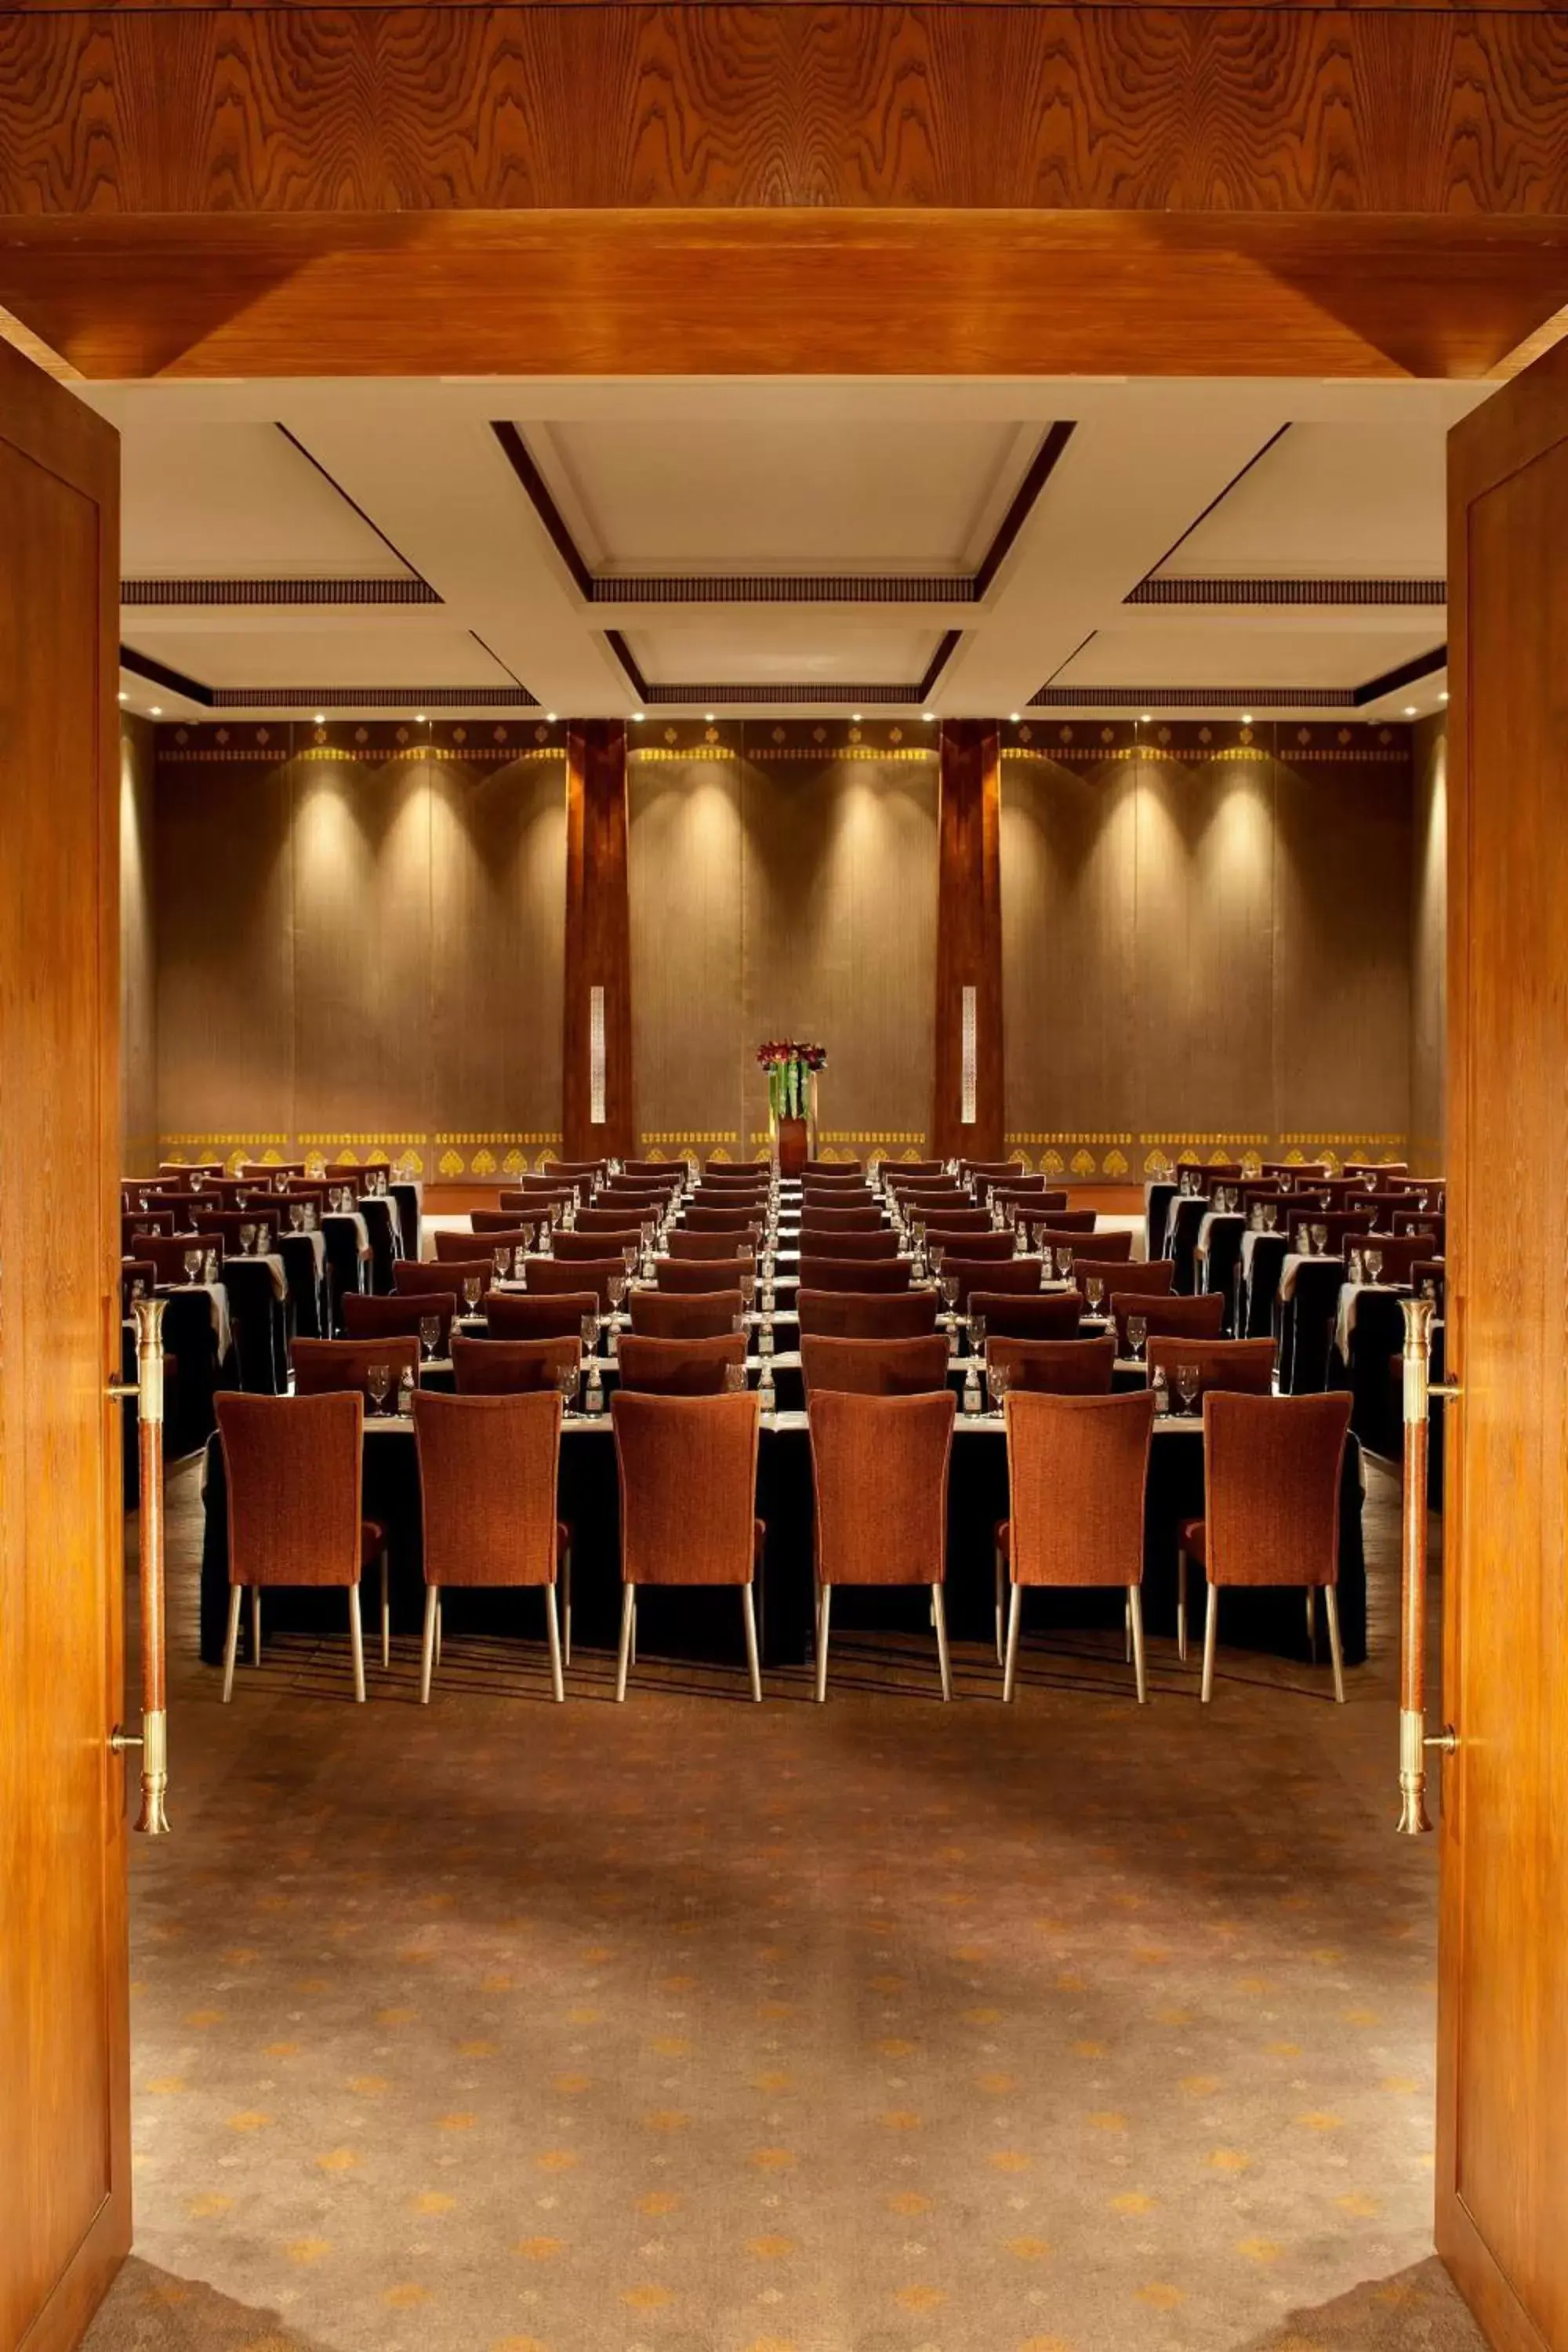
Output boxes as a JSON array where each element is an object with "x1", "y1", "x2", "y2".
[
  {"x1": 804, "y1": 1158, "x2": 862, "y2": 1178},
  {"x1": 1051, "y1": 1228, "x2": 1134, "y2": 1265},
  {"x1": 525, "y1": 1256, "x2": 623, "y2": 1311},
  {"x1": 701, "y1": 1160, "x2": 771, "y2": 1181},
  {"x1": 798, "y1": 1227, "x2": 900, "y2": 1259},
  {"x1": 808, "y1": 1388, "x2": 957, "y2": 1700},
  {"x1": 452, "y1": 1334, "x2": 579, "y2": 1394},
  {"x1": 617, "y1": 1334, "x2": 748, "y2": 1396},
  {"x1": 668, "y1": 1229, "x2": 760, "y2": 1261},
  {"x1": 658, "y1": 1255, "x2": 755, "y2": 1293},
  {"x1": 1112, "y1": 1290, "x2": 1225, "y2": 1352},
  {"x1": 395, "y1": 1255, "x2": 495, "y2": 1301},
  {"x1": 909, "y1": 1207, "x2": 990, "y2": 1233},
  {"x1": 611, "y1": 1390, "x2": 764, "y2": 1700},
  {"x1": 412, "y1": 1390, "x2": 568, "y2": 1702},
  {"x1": 434, "y1": 1227, "x2": 529, "y2": 1263},
  {"x1": 575, "y1": 1206, "x2": 658, "y2": 1234},
  {"x1": 293, "y1": 1337, "x2": 419, "y2": 1414},
  {"x1": 964, "y1": 1160, "x2": 1029, "y2": 1181},
  {"x1": 684, "y1": 1206, "x2": 765, "y2": 1233},
  {"x1": 1027, "y1": 1210, "x2": 1099, "y2": 1237},
  {"x1": 1353, "y1": 1231, "x2": 1436, "y2": 1284},
  {"x1": 886, "y1": 1160, "x2": 946, "y2": 1178},
  {"x1": 470, "y1": 1209, "x2": 541, "y2": 1237},
  {"x1": 797, "y1": 1256, "x2": 911, "y2": 1294},
  {"x1": 800, "y1": 1334, "x2": 952, "y2": 1398},
  {"x1": 797, "y1": 1289, "x2": 940, "y2": 1340},
  {"x1": 924, "y1": 1229, "x2": 1015, "y2": 1261},
  {"x1": 216, "y1": 1392, "x2": 386, "y2": 1701},
  {"x1": 998, "y1": 1390, "x2": 1156, "y2": 1700},
  {"x1": 486, "y1": 1290, "x2": 598, "y2": 1341},
  {"x1": 622, "y1": 1159, "x2": 686, "y2": 1181},
  {"x1": 143, "y1": 1232, "x2": 213, "y2": 1287},
  {"x1": 1181, "y1": 1392, "x2": 1352, "y2": 1700},
  {"x1": 629, "y1": 1288, "x2": 744, "y2": 1341},
  {"x1": 1145, "y1": 1335, "x2": 1275, "y2": 1409},
  {"x1": 1079, "y1": 1253, "x2": 1167, "y2": 1299},
  {"x1": 342, "y1": 1290, "x2": 458, "y2": 1353},
  {"x1": 553, "y1": 1228, "x2": 642, "y2": 1261},
  {"x1": 942, "y1": 1258, "x2": 1040, "y2": 1312},
  {"x1": 970, "y1": 1290, "x2": 1086, "y2": 1341},
  {"x1": 988, "y1": 1336, "x2": 1116, "y2": 1396},
  {"x1": 799, "y1": 1196, "x2": 877, "y2": 1220}
]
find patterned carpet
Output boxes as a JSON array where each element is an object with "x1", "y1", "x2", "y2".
[{"x1": 85, "y1": 1457, "x2": 1483, "y2": 2352}]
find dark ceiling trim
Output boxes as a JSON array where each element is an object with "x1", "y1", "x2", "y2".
[
  {"x1": 602, "y1": 627, "x2": 960, "y2": 710},
  {"x1": 1354, "y1": 644, "x2": 1448, "y2": 703},
  {"x1": 1126, "y1": 423, "x2": 1292, "y2": 594},
  {"x1": 604, "y1": 630, "x2": 650, "y2": 702},
  {"x1": 1027, "y1": 641, "x2": 1447, "y2": 713},
  {"x1": 121, "y1": 642, "x2": 538, "y2": 711},
  {"x1": 917, "y1": 630, "x2": 963, "y2": 703},
  {"x1": 494, "y1": 419, "x2": 1073, "y2": 606},
  {"x1": 1124, "y1": 576, "x2": 1446, "y2": 608},
  {"x1": 274, "y1": 423, "x2": 437, "y2": 593},
  {"x1": 121, "y1": 577, "x2": 441, "y2": 608},
  {"x1": 121, "y1": 644, "x2": 212, "y2": 704}
]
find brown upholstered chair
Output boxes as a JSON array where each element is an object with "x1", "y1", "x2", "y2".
[
  {"x1": 1054, "y1": 1227, "x2": 1134, "y2": 1264},
  {"x1": 797, "y1": 1227, "x2": 900, "y2": 1259},
  {"x1": 798, "y1": 1256, "x2": 911, "y2": 1294},
  {"x1": 942, "y1": 1257, "x2": 1040, "y2": 1312},
  {"x1": 998, "y1": 1389, "x2": 1156, "y2": 1700},
  {"x1": 1145, "y1": 1335, "x2": 1275, "y2": 1408},
  {"x1": 668, "y1": 1229, "x2": 760, "y2": 1261},
  {"x1": 1181, "y1": 1392, "x2": 1352, "y2": 1700},
  {"x1": 1079, "y1": 1253, "x2": 1167, "y2": 1299},
  {"x1": 658, "y1": 1255, "x2": 755, "y2": 1293},
  {"x1": 435, "y1": 1227, "x2": 530, "y2": 1265},
  {"x1": 485, "y1": 1290, "x2": 597, "y2": 1341},
  {"x1": 575, "y1": 1206, "x2": 657, "y2": 1234},
  {"x1": 629, "y1": 1288, "x2": 744, "y2": 1341},
  {"x1": 797, "y1": 1289, "x2": 939, "y2": 1340},
  {"x1": 970, "y1": 1290, "x2": 1086, "y2": 1341},
  {"x1": 924, "y1": 1229, "x2": 1014, "y2": 1261},
  {"x1": 702, "y1": 1160, "x2": 770, "y2": 1180},
  {"x1": 216, "y1": 1392, "x2": 386, "y2": 1701},
  {"x1": 122, "y1": 1209, "x2": 176, "y2": 1248},
  {"x1": 616, "y1": 1334, "x2": 748, "y2": 1396},
  {"x1": 808, "y1": 1388, "x2": 956, "y2": 1700},
  {"x1": 800, "y1": 1334, "x2": 952, "y2": 1398},
  {"x1": 799, "y1": 1196, "x2": 877, "y2": 1219},
  {"x1": 963, "y1": 1160, "x2": 1029, "y2": 1181},
  {"x1": 885, "y1": 1160, "x2": 945, "y2": 1178},
  {"x1": 143, "y1": 1232, "x2": 213, "y2": 1286},
  {"x1": 893, "y1": 1188, "x2": 969, "y2": 1214},
  {"x1": 412, "y1": 1390, "x2": 568, "y2": 1701},
  {"x1": 1111, "y1": 1289, "x2": 1225, "y2": 1352},
  {"x1": 1026, "y1": 1210, "x2": 1098, "y2": 1236},
  {"x1": 525, "y1": 1256, "x2": 623, "y2": 1310},
  {"x1": 804, "y1": 1158, "x2": 862, "y2": 1178},
  {"x1": 343, "y1": 1290, "x2": 458, "y2": 1355},
  {"x1": 452, "y1": 1334, "x2": 579, "y2": 1395},
  {"x1": 622, "y1": 1159, "x2": 685, "y2": 1181},
  {"x1": 499, "y1": 1186, "x2": 578, "y2": 1220},
  {"x1": 553, "y1": 1228, "x2": 641, "y2": 1261},
  {"x1": 988, "y1": 1336, "x2": 1116, "y2": 1396},
  {"x1": 396, "y1": 1255, "x2": 495, "y2": 1301},
  {"x1": 293, "y1": 1336, "x2": 419, "y2": 1408},
  {"x1": 121, "y1": 1258, "x2": 158, "y2": 1312},
  {"x1": 684, "y1": 1207, "x2": 765, "y2": 1234},
  {"x1": 470, "y1": 1209, "x2": 541, "y2": 1236},
  {"x1": 194, "y1": 1207, "x2": 282, "y2": 1255},
  {"x1": 611, "y1": 1390, "x2": 764, "y2": 1700},
  {"x1": 909, "y1": 1207, "x2": 990, "y2": 1233},
  {"x1": 1353, "y1": 1231, "x2": 1436, "y2": 1284},
  {"x1": 991, "y1": 1184, "x2": 1069, "y2": 1211}
]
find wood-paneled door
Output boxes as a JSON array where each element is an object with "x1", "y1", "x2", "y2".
[
  {"x1": 0, "y1": 343, "x2": 130, "y2": 2347},
  {"x1": 1439, "y1": 339, "x2": 1568, "y2": 2352}
]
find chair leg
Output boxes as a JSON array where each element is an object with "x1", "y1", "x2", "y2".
[
  {"x1": 1002, "y1": 1584, "x2": 1023, "y2": 1702},
  {"x1": 815, "y1": 1583, "x2": 831, "y2": 1704},
  {"x1": 222, "y1": 1584, "x2": 242, "y2": 1703},
  {"x1": 1176, "y1": 1551, "x2": 1189, "y2": 1664},
  {"x1": 379, "y1": 1552, "x2": 390, "y2": 1671},
  {"x1": 615, "y1": 1583, "x2": 635, "y2": 1702},
  {"x1": 419, "y1": 1584, "x2": 438, "y2": 1704},
  {"x1": 630, "y1": 1588, "x2": 637, "y2": 1668},
  {"x1": 1124, "y1": 1594, "x2": 1132, "y2": 1663},
  {"x1": 1128, "y1": 1584, "x2": 1147, "y2": 1704},
  {"x1": 349, "y1": 1584, "x2": 366, "y2": 1703},
  {"x1": 1200, "y1": 1583, "x2": 1218, "y2": 1704},
  {"x1": 1305, "y1": 1584, "x2": 1317, "y2": 1659},
  {"x1": 741, "y1": 1583, "x2": 763, "y2": 1702},
  {"x1": 250, "y1": 1584, "x2": 261, "y2": 1668},
  {"x1": 544, "y1": 1583, "x2": 565, "y2": 1703},
  {"x1": 562, "y1": 1543, "x2": 573, "y2": 1667},
  {"x1": 993, "y1": 1543, "x2": 1005, "y2": 1665},
  {"x1": 434, "y1": 1594, "x2": 443, "y2": 1668},
  {"x1": 933, "y1": 1584, "x2": 952, "y2": 1702},
  {"x1": 1323, "y1": 1584, "x2": 1345, "y2": 1704}
]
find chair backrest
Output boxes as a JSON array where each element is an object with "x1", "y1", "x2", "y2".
[
  {"x1": 684, "y1": 1207, "x2": 765, "y2": 1234},
  {"x1": 1025, "y1": 1209, "x2": 1098, "y2": 1236},
  {"x1": 622, "y1": 1159, "x2": 684, "y2": 1180},
  {"x1": 800, "y1": 1334, "x2": 952, "y2": 1397},
  {"x1": 122, "y1": 1208, "x2": 176, "y2": 1244},
  {"x1": 194, "y1": 1208, "x2": 280, "y2": 1252},
  {"x1": 797, "y1": 1256, "x2": 911, "y2": 1294},
  {"x1": 1357, "y1": 1231, "x2": 1436, "y2": 1283},
  {"x1": 963, "y1": 1160, "x2": 1028, "y2": 1181},
  {"x1": 628, "y1": 1288, "x2": 744, "y2": 1340},
  {"x1": 342, "y1": 1290, "x2": 457, "y2": 1350},
  {"x1": 989, "y1": 1336, "x2": 1116, "y2": 1395},
  {"x1": 451, "y1": 1334, "x2": 579, "y2": 1394},
  {"x1": 797, "y1": 1227, "x2": 900, "y2": 1259},
  {"x1": 553, "y1": 1228, "x2": 641, "y2": 1261},
  {"x1": 121, "y1": 1258, "x2": 157, "y2": 1311},
  {"x1": 1055, "y1": 1229, "x2": 1134, "y2": 1265},
  {"x1": 611, "y1": 1390, "x2": 761, "y2": 1585},
  {"x1": 908, "y1": 1207, "x2": 989, "y2": 1232},
  {"x1": 658, "y1": 1256, "x2": 755, "y2": 1293},
  {"x1": 990, "y1": 1185, "x2": 1068, "y2": 1211},
  {"x1": 795, "y1": 1203, "x2": 882, "y2": 1227},
  {"x1": 575, "y1": 1206, "x2": 657, "y2": 1233},
  {"x1": 796, "y1": 1289, "x2": 939, "y2": 1339},
  {"x1": 435, "y1": 1227, "x2": 529, "y2": 1263},
  {"x1": 943, "y1": 1258, "x2": 1039, "y2": 1311},
  {"x1": 1202, "y1": 1392, "x2": 1352, "y2": 1586},
  {"x1": 470, "y1": 1209, "x2": 542, "y2": 1236},
  {"x1": 666, "y1": 1229, "x2": 756, "y2": 1261},
  {"x1": 292, "y1": 1336, "x2": 419, "y2": 1401},
  {"x1": 485, "y1": 1290, "x2": 598, "y2": 1341},
  {"x1": 413, "y1": 1388, "x2": 564, "y2": 1592},
  {"x1": 144, "y1": 1232, "x2": 213, "y2": 1284},
  {"x1": 526, "y1": 1256, "x2": 622, "y2": 1308},
  {"x1": 1146, "y1": 1335, "x2": 1275, "y2": 1403},
  {"x1": 1091, "y1": 1258, "x2": 1173, "y2": 1299},
  {"x1": 809, "y1": 1389, "x2": 955, "y2": 1587},
  {"x1": 885, "y1": 1160, "x2": 946, "y2": 1178},
  {"x1": 970, "y1": 1289, "x2": 1087, "y2": 1341},
  {"x1": 216, "y1": 1391, "x2": 365, "y2": 1588},
  {"x1": 1004, "y1": 1389, "x2": 1156, "y2": 1588},
  {"x1": 615, "y1": 1334, "x2": 748, "y2": 1396},
  {"x1": 804, "y1": 1158, "x2": 862, "y2": 1178},
  {"x1": 924, "y1": 1229, "x2": 1014, "y2": 1261},
  {"x1": 395, "y1": 1256, "x2": 494, "y2": 1300},
  {"x1": 1111, "y1": 1290, "x2": 1225, "y2": 1349},
  {"x1": 893, "y1": 1187, "x2": 969, "y2": 1212}
]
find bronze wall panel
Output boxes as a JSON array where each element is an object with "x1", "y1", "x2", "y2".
[
  {"x1": 118, "y1": 713, "x2": 157, "y2": 1171},
  {"x1": 629, "y1": 748, "x2": 746, "y2": 1157}
]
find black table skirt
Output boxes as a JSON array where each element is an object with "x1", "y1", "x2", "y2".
[{"x1": 198, "y1": 1421, "x2": 1367, "y2": 1675}]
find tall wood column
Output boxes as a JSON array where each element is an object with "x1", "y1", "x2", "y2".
[
  {"x1": 933, "y1": 719, "x2": 1004, "y2": 1160},
  {"x1": 563, "y1": 720, "x2": 634, "y2": 1159}
]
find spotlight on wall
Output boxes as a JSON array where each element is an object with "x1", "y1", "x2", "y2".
[
  {"x1": 924, "y1": 712, "x2": 937, "y2": 723},
  {"x1": 415, "y1": 712, "x2": 426, "y2": 722},
  {"x1": 1439, "y1": 691, "x2": 1450, "y2": 702}
]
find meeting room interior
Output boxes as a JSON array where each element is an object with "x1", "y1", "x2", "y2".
[{"x1": 2, "y1": 13, "x2": 1567, "y2": 2352}]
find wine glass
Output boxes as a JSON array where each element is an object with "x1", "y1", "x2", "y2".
[
  {"x1": 622, "y1": 1246, "x2": 637, "y2": 1276},
  {"x1": 129, "y1": 1276, "x2": 146, "y2": 1303},
  {"x1": 1311, "y1": 1222, "x2": 1329, "y2": 1256},
  {"x1": 419, "y1": 1314, "x2": 441, "y2": 1362},
  {"x1": 941, "y1": 1275, "x2": 959, "y2": 1312},
  {"x1": 608, "y1": 1274, "x2": 627, "y2": 1312},
  {"x1": 1263, "y1": 1202, "x2": 1278, "y2": 1232},
  {"x1": 1365, "y1": 1247, "x2": 1384, "y2": 1283},
  {"x1": 580, "y1": 1312, "x2": 599, "y2": 1355},
  {"x1": 1127, "y1": 1312, "x2": 1148, "y2": 1363},
  {"x1": 1175, "y1": 1362, "x2": 1200, "y2": 1417},
  {"x1": 256, "y1": 1222, "x2": 272, "y2": 1255},
  {"x1": 1056, "y1": 1246, "x2": 1076, "y2": 1280},
  {"x1": 985, "y1": 1357, "x2": 1013, "y2": 1414},
  {"x1": 289, "y1": 1201, "x2": 305, "y2": 1232},
  {"x1": 1085, "y1": 1276, "x2": 1105, "y2": 1317},
  {"x1": 239, "y1": 1220, "x2": 256, "y2": 1255},
  {"x1": 365, "y1": 1362, "x2": 392, "y2": 1418},
  {"x1": 739, "y1": 1274, "x2": 757, "y2": 1309},
  {"x1": 183, "y1": 1247, "x2": 202, "y2": 1284},
  {"x1": 930, "y1": 1243, "x2": 945, "y2": 1274},
  {"x1": 1421, "y1": 1274, "x2": 1437, "y2": 1301},
  {"x1": 556, "y1": 1358, "x2": 580, "y2": 1415},
  {"x1": 463, "y1": 1276, "x2": 481, "y2": 1315},
  {"x1": 968, "y1": 1311, "x2": 986, "y2": 1359},
  {"x1": 205, "y1": 1247, "x2": 220, "y2": 1283},
  {"x1": 513, "y1": 1246, "x2": 528, "y2": 1280},
  {"x1": 723, "y1": 1361, "x2": 748, "y2": 1395}
]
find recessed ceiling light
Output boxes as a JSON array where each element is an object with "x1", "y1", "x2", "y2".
[
  {"x1": 415, "y1": 712, "x2": 426, "y2": 722},
  {"x1": 1007, "y1": 713, "x2": 1020, "y2": 724},
  {"x1": 1439, "y1": 691, "x2": 1450, "y2": 702},
  {"x1": 1240, "y1": 713, "x2": 1253, "y2": 725},
  {"x1": 632, "y1": 712, "x2": 644, "y2": 723},
  {"x1": 704, "y1": 712, "x2": 715, "y2": 723},
  {"x1": 314, "y1": 713, "x2": 325, "y2": 724},
  {"x1": 546, "y1": 712, "x2": 557, "y2": 723},
  {"x1": 150, "y1": 706, "x2": 162, "y2": 717},
  {"x1": 1139, "y1": 712, "x2": 1152, "y2": 723},
  {"x1": 118, "y1": 690, "x2": 128, "y2": 704},
  {"x1": 1403, "y1": 705, "x2": 1417, "y2": 717},
  {"x1": 851, "y1": 713, "x2": 862, "y2": 723}
]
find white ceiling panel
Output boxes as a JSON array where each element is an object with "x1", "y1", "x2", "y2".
[
  {"x1": 624, "y1": 619, "x2": 946, "y2": 688},
  {"x1": 1155, "y1": 422, "x2": 1447, "y2": 579},
  {"x1": 1058, "y1": 623, "x2": 1443, "y2": 689},
  {"x1": 125, "y1": 626, "x2": 511, "y2": 690},
  {"x1": 120, "y1": 423, "x2": 413, "y2": 580}
]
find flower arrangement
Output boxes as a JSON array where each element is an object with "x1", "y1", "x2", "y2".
[{"x1": 757, "y1": 1040, "x2": 826, "y2": 1121}]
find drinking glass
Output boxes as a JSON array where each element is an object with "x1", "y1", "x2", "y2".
[
  {"x1": 1056, "y1": 1246, "x2": 1076, "y2": 1280},
  {"x1": 732, "y1": 1312, "x2": 747, "y2": 1338},
  {"x1": 205, "y1": 1248, "x2": 220, "y2": 1283},
  {"x1": 397, "y1": 1365, "x2": 416, "y2": 1416},
  {"x1": 1085, "y1": 1276, "x2": 1105, "y2": 1316},
  {"x1": 581, "y1": 1312, "x2": 599, "y2": 1353},
  {"x1": 723, "y1": 1362, "x2": 748, "y2": 1395},
  {"x1": 930, "y1": 1244, "x2": 945, "y2": 1274},
  {"x1": 239, "y1": 1221, "x2": 256, "y2": 1254},
  {"x1": 1421, "y1": 1276, "x2": 1437, "y2": 1301},
  {"x1": 985, "y1": 1358, "x2": 1013, "y2": 1413},
  {"x1": 941, "y1": 1275, "x2": 959, "y2": 1312},
  {"x1": 1263, "y1": 1203, "x2": 1278, "y2": 1232},
  {"x1": 740, "y1": 1275, "x2": 756, "y2": 1309},
  {"x1": 365, "y1": 1363, "x2": 392, "y2": 1417},
  {"x1": 968, "y1": 1312, "x2": 986, "y2": 1358},
  {"x1": 556, "y1": 1360, "x2": 580, "y2": 1414},
  {"x1": 129, "y1": 1276, "x2": 146, "y2": 1303},
  {"x1": 1127, "y1": 1313, "x2": 1148, "y2": 1363},
  {"x1": 419, "y1": 1315, "x2": 441, "y2": 1361},
  {"x1": 1175, "y1": 1363, "x2": 1200, "y2": 1417},
  {"x1": 495, "y1": 1247, "x2": 511, "y2": 1278},
  {"x1": 290, "y1": 1202, "x2": 305, "y2": 1232},
  {"x1": 608, "y1": 1274, "x2": 627, "y2": 1311},
  {"x1": 1311, "y1": 1222, "x2": 1329, "y2": 1255},
  {"x1": 513, "y1": 1247, "x2": 528, "y2": 1280},
  {"x1": 256, "y1": 1224, "x2": 271, "y2": 1255},
  {"x1": 623, "y1": 1247, "x2": 637, "y2": 1275},
  {"x1": 1365, "y1": 1248, "x2": 1384, "y2": 1283},
  {"x1": 463, "y1": 1276, "x2": 481, "y2": 1313},
  {"x1": 183, "y1": 1247, "x2": 202, "y2": 1284}
]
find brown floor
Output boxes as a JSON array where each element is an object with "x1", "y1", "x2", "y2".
[{"x1": 86, "y1": 1455, "x2": 1483, "y2": 2352}]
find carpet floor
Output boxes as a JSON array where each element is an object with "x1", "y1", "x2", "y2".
[{"x1": 84, "y1": 1455, "x2": 1482, "y2": 2352}]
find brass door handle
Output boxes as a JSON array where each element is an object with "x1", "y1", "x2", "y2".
[
  {"x1": 107, "y1": 1381, "x2": 139, "y2": 1402},
  {"x1": 1425, "y1": 1726, "x2": 1458, "y2": 1755},
  {"x1": 1429, "y1": 1381, "x2": 1464, "y2": 1402},
  {"x1": 109, "y1": 1726, "x2": 143, "y2": 1752}
]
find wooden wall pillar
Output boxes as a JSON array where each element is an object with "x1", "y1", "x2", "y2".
[
  {"x1": 563, "y1": 720, "x2": 634, "y2": 1159},
  {"x1": 933, "y1": 719, "x2": 1004, "y2": 1160}
]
